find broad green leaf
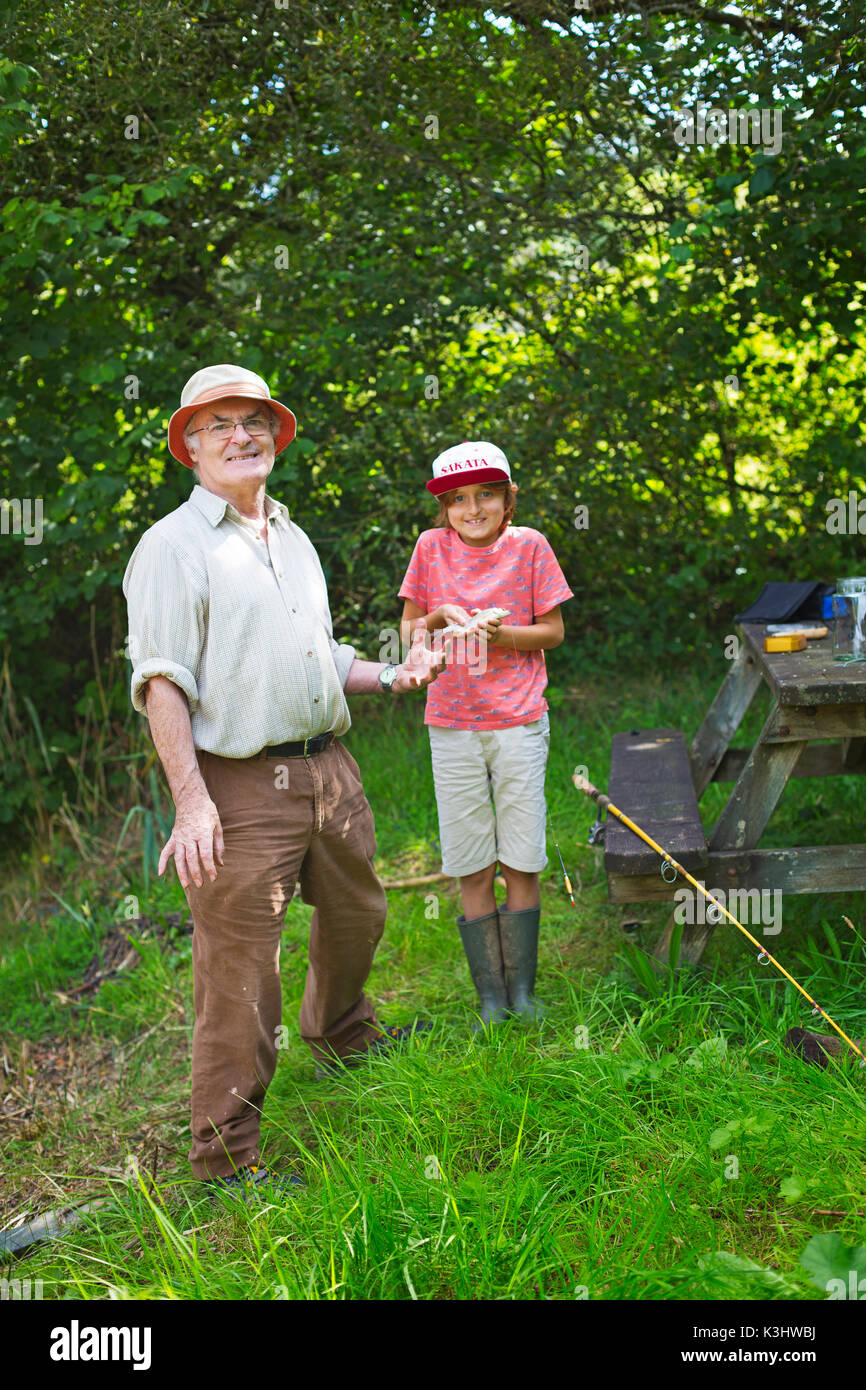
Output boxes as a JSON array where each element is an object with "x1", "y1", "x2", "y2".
[
  {"x1": 800, "y1": 1233, "x2": 866, "y2": 1292},
  {"x1": 749, "y1": 165, "x2": 775, "y2": 196},
  {"x1": 780, "y1": 1174, "x2": 807, "y2": 1202},
  {"x1": 686, "y1": 1036, "x2": 728, "y2": 1070},
  {"x1": 697, "y1": 1250, "x2": 799, "y2": 1296}
]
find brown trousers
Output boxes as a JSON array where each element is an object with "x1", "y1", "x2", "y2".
[{"x1": 182, "y1": 739, "x2": 387, "y2": 1179}]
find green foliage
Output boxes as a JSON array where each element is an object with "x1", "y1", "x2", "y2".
[
  {"x1": 0, "y1": 906, "x2": 101, "y2": 1037},
  {"x1": 115, "y1": 769, "x2": 173, "y2": 899},
  {"x1": 708, "y1": 1109, "x2": 777, "y2": 1151},
  {"x1": 1, "y1": 1, "x2": 865, "y2": 831},
  {"x1": 684, "y1": 1035, "x2": 728, "y2": 1071},
  {"x1": 693, "y1": 1250, "x2": 801, "y2": 1298}
]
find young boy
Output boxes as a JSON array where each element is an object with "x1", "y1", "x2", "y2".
[{"x1": 398, "y1": 441, "x2": 573, "y2": 1027}]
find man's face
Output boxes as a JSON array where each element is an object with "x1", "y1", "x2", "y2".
[{"x1": 185, "y1": 396, "x2": 277, "y2": 492}]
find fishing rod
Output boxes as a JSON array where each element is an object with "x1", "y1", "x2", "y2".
[
  {"x1": 553, "y1": 838, "x2": 575, "y2": 907},
  {"x1": 572, "y1": 771, "x2": 866, "y2": 1067}
]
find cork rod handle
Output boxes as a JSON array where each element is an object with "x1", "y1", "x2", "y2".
[{"x1": 572, "y1": 771, "x2": 611, "y2": 812}]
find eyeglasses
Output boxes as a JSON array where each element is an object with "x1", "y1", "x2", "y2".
[{"x1": 187, "y1": 414, "x2": 273, "y2": 441}]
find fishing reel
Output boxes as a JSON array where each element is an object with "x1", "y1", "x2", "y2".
[{"x1": 587, "y1": 816, "x2": 606, "y2": 847}]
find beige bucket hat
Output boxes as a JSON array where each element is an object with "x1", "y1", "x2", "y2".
[{"x1": 168, "y1": 364, "x2": 297, "y2": 468}]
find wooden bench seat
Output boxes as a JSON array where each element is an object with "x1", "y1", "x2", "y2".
[{"x1": 604, "y1": 729, "x2": 708, "y2": 890}]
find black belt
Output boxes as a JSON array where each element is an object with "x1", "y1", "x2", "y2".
[{"x1": 264, "y1": 732, "x2": 334, "y2": 758}]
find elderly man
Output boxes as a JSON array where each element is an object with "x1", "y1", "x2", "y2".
[{"x1": 123, "y1": 364, "x2": 446, "y2": 1196}]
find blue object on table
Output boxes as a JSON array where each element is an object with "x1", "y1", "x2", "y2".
[
  {"x1": 823, "y1": 594, "x2": 837, "y2": 619},
  {"x1": 736, "y1": 581, "x2": 834, "y2": 624}
]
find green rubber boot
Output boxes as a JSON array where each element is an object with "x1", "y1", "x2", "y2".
[
  {"x1": 457, "y1": 912, "x2": 511, "y2": 1031},
  {"x1": 498, "y1": 905, "x2": 546, "y2": 1020}
]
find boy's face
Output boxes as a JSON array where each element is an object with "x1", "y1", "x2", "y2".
[{"x1": 446, "y1": 484, "x2": 506, "y2": 547}]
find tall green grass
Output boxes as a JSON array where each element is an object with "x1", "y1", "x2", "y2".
[
  {"x1": 3, "y1": 669, "x2": 866, "y2": 1300},
  {"x1": 11, "y1": 955, "x2": 866, "y2": 1300}
]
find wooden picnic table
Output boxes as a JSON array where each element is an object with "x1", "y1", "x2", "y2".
[{"x1": 606, "y1": 622, "x2": 866, "y2": 965}]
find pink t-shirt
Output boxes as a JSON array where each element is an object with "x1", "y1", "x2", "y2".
[{"x1": 398, "y1": 525, "x2": 573, "y2": 730}]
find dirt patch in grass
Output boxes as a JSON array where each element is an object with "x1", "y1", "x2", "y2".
[
  {"x1": 52, "y1": 911, "x2": 192, "y2": 1006},
  {"x1": 1, "y1": 1033, "x2": 122, "y2": 1218},
  {"x1": 1, "y1": 911, "x2": 196, "y2": 1227}
]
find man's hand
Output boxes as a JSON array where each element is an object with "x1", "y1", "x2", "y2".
[
  {"x1": 158, "y1": 787, "x2": 225, "y2": 889},
  {"x1": 392, "y1": 619, "x2": 450, "y2": 692}
]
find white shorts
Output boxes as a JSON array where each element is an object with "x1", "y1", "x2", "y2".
[{"x1": 428, "y1": 714, "x2": 550, "y2": 879}]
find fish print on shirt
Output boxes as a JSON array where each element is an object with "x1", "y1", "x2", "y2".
[{"x1": 398, "y1": 525, "x2": 573, "y2": 730}]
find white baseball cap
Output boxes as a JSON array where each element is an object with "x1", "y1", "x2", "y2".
[{"x1": 426, "y1": 440, "x2": 511, "y2": 495}]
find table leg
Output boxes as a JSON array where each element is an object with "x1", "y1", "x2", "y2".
[
  {"x1": 654, "y1": 703, "x2": 806, "y2": 965},
  {"x1": 689, "y1": 637, "x2": 763, "y2": 797},
  {"x1": 707, "y1": 726, "x2": 807, "y2": 852},
  {"x1": 841, "y1": 737, "x2": 866, "y2": 771},
  {"x1": 650, "y1": 641, "x2": 759, "y2": 968}
]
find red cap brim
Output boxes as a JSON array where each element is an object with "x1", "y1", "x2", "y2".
[{"x1": 426, "y1": 467, "x2": 510, "y2": 495}]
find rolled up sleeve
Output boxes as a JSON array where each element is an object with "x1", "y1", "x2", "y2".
[
  {"x1": 328, "y1": 638, "x2": 357, "y2": 689},
  {"x1": 123, "y1": 532, "x2": 205, "y2": 715}
]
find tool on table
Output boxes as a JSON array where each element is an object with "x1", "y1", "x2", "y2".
[
  {"x1": 764, "y1": 633, "x2": 807, "y2": 652},
  {"x1": 765, "y1": 623, "x2": 828, "y2": 639},
  {"x1": 572, "y1": 771, "x2": 866, "y2": 1067}
]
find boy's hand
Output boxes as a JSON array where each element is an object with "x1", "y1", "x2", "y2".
[
  {"x1": 393, "y1": 620, "x2": 451, "y2": 692},
  {"x1": 471, "y1": 608, "x2": 504, "y2": 645},
  {"x1": 435, "y1": 603, "x2": 472, "y2": 629}
]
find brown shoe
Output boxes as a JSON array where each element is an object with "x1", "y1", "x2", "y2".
[
  {"x1": 314, "y1": 1020, "x2": 433, "y2": 1078},
  {"x1": 207, "y1": 1165, "x2": 305, "y2": 1200}
]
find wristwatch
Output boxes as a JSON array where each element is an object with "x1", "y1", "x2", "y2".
[{"x1": 379, "y1": 663, "x2": 400, "y2": 693}]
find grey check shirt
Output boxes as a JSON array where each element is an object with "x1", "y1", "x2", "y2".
[{"x1": 123, "y1": 484, "x2": 356, "y2": 757}]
